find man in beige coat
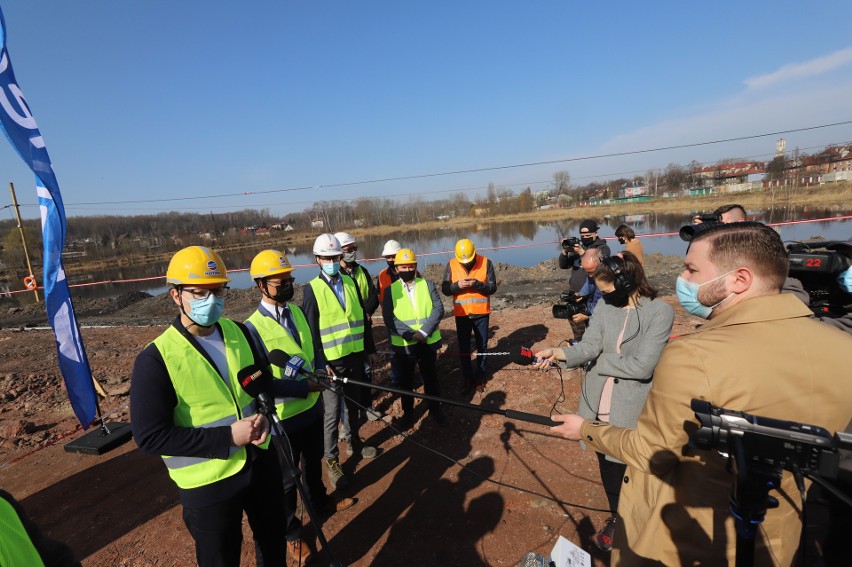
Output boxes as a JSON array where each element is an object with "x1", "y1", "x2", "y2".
[{"x1": 546, "y1": 222, "x2": 852, "y2": 566}]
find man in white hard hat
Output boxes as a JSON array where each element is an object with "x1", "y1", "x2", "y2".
[{"x1": 301, "y1": 234, "x2": 379, "y2": 490}]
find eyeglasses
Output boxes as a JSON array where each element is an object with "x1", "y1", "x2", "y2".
[
  {"x1": 182, "y1": 286, "x2": 229, "y2": 299},
  {"x1": 265, "y1": 279, "x2": 293, "y2": 287}
]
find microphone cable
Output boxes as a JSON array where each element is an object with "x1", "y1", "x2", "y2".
[{"x1": 331, "y1": 378, "x2": 612, "y2": 515}]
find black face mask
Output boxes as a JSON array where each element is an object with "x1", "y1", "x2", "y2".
[
  {"x1": 398, "y1": 270, "x2": 416, "y2": 283},
  {"x1": 602, "y1": 288, "x2": 629, "y2": 307},
  {"x1": 267, "y1": 280, "x2": 295, "y2": 303},
  {"x1": 386, "y1": 259, "x2": 395, "y2": 269},
  {"x1": 580, "y1": 236, "x2": 595, "y2": 247}
]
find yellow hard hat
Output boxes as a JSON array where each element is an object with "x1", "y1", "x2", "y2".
[
  {"x1": 250, "y1": 249, "x2": 294, "y2": 280},
  {"x1": 166, "y1": 246, "x2": 230, "y2": 285},
  {"x1": 455, "y1": 239, "x2": 476, "y2": 263},
  {"x1": 394, "y1": 248, "x2": 417, "y2": 266}
]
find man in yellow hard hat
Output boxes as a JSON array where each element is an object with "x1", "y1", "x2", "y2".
[
  {"x1": 382, "y1": 248, "x2": 446, "y2": 428},
  {"x1": 441, "y1": 238, "x2": 497, "y2": 394},
  {"x1": 130, "y1": 246, "x2": 288, "y2": 567},
  {"x1": 244, "y1": 249, "x2": 355, "y2": 565}
]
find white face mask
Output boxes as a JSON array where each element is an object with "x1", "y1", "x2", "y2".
[{"x1": 675, "y1": 270, "x2": 734, "y2": 319}]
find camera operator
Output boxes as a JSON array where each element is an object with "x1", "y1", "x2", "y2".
[
  {"x1": 559, "y1": 220, "x2": 610, "y2": 339},
  {"x1": 542, "y1": 222, "x2": 852, "y2": 566},
  {"x1": 571, "y1": 248, "x2": 605, "y2": 329}
]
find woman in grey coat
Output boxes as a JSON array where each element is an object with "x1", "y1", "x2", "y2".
[{"x1": 535, "y1": 251, "x2": 674, "y2": 551}]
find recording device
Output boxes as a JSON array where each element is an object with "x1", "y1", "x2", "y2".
[
  {"x1": 552, "y1": 289, "x2": 588, "y2": 319},
  {"x1": 237, "y1": 364, "x2": 275, "y2": 414},
  {"x1": 679, "y1": 220, "x2": 723, "y2": 241},
  {"x1": 510, "y1": 346, "x2": 557, "y2": 367},
  {"x1": 696, "y1": 213, "x2": 720, "y2": 223},
  {"x1": 561, "y1": 236, "x2": 580, "y2": 249},
  {"x1": 689, "y1": 399, "x2": 840, "y2": 479},
  {"x1": 786, "y1": 240, "x2": 852, "y2": 316}
]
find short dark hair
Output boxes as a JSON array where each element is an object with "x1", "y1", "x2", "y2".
[
  {"x1": 593, "y1": 251, "x2": 657, "y2": 299},
  {"x1": 691, "y1": 222, "x2": 787, "y2": 289},
  {"x1": 615, "y1": 224, "x2": 635, "y2": 239},
  {"x1": 713, "y1": 203, "x2": 746, "y2": 221}
]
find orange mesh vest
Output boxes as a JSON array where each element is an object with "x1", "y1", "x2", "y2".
[{"x1": 449, "y1": 256, "x2": 491, "y2": 316}]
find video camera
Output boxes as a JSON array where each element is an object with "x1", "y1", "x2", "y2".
[
  {"x1": 560, "y1": 236, "x2": 580, "y2": 250},
  {"x1": 552, "y1": 289, "x2": 588, "y2": 319},
  {"x1": 690, "y1": 399, "x2": 843, "y2": 479},
  {"x1": 786, "y1": 240, "x2": 852, "y2": 316},
  {"x1": 696, "y1": 213, "x2": 720, "y2": 223}
]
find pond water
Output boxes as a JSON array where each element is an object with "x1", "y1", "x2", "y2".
[{"x1": 46, "y1": 206, "x2": 852, "y2": 301}]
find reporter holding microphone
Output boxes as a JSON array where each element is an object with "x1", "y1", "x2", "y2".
[{"x1": 533, "y1": 252, "x2": 673, "y2": 552}]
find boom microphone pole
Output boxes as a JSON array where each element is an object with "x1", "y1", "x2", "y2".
[
  {"x1": 267, "y1": 350, "x2": 559, "y2": 428},
  {"x1": 238, "y1": 365, "x2": 345, "y2": 567}
]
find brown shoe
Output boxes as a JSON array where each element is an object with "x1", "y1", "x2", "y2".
[
  {"x1": 286, "y1": 538, "x2": 312, "y2": 565},
  {"x1": 317, "y1": 496, "x2": 357, "y2": 516}
]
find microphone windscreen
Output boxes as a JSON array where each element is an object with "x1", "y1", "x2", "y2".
[
  {"x1": 267, "y1": 349, "x2": 290, "y2": 369},
  {"x1": 238, "y1": 364, "x2": 272, "y2": 399},
  {"x1": 510, "y1": 346, "x2": 538, "y2": 366},
  {"x1": 284, "y1": 355, "x2": 306, "y2": 379}
]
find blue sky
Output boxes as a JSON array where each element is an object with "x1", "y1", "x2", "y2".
[{"x1": 1, "y1": 1, "x2": 851, "y2": 220}]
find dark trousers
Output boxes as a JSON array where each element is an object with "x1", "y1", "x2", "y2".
[
  {"x1": 323, "y1": 351, "x2": 369, "y2": 460},
  {"x1": 182, "y1": 450, "x2": 287, "y2": 567},
  {"x1": 271, "y1": 410, "x2": 328, "y2": 541},
  {"x1": 456, "y1": 314, "x2": 489, "y2": 384},
  {"x1": 393, "y1": 343, "x2": 441, "y2": 414},
  {"x1": 596, "y1": 451, "x2": 627, "y2": 514}
]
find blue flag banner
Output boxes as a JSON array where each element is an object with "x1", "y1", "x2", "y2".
[{"x1": 0, "y1": 7, "x2": 97, "y2": 427}]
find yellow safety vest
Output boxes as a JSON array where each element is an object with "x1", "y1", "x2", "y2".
[
  {"x1": 308, "y1": 275, "x2": 365, "y2": 361},
  {"x1": 0, "y1": 496, "x2": 45, "y2": 567},
  {"x1": 246, "y1": 306, "x2": 320, "y2": 422},
  {"x1": 152, "y1": 318, "x2": 259, "y2": 490},
  {"x1": 349, "y1": 264, "x2": 371, "y2": 304},
  {"x1": 388, "y1": 278, "x2": 442, "y2": 347}
]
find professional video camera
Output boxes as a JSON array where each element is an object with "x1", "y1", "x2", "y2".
[
  {"x1": 786, "y1": 240, "x2": 852, "y2": 316},
  {"x1": 695, "y1": 213, "x2": 720, "y2": 223},
  {"x1": 552, "y1": 289, "x2": 588, "y2": 319},
  {"x1": 690, "y1": 399, "x2": 843, "y2": 478},
  {"x1": 560, "y1": 236, "x2": 580, "y2": 249}
]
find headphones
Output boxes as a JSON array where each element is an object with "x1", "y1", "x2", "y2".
[{"x1": 602, "y1": 255, "x2": 635, "y2": 294}]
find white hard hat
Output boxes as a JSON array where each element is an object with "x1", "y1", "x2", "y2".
[
  {"x1": 381, "y1": 239, "x2": 402, "y2": 257},
  {"x1": 334, "y1": 231, "x2": 357, "y2": 247},
  {"x1": 313, "y1": 233, "x2": 343, "y2": 257}
]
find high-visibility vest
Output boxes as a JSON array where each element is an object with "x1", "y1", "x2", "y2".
[
  {"x1": 388, "y1": 278, "x2": 442, "y2": 347},
  {"x1": 0, "y1": 496, "x2": 45, "y2": 567},
  {"x1": 245, "y1": 306, "x2": 320, "y2": 422},
  {"x1": 449, "y1": 256, "x2": 491, "y2": 316},
  {"x1": 348, "y1": 264, "x2": 371, "y2": 303},
  {"x1": 152, "y1": 318, "x2": 259, "y2": 490},
  {"x1": 308, "y1": 275, "x2": 365, "y2": 361}
]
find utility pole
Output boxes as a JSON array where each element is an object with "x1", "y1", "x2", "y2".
[{"x1": 8, "y1": 182, "x2": 39, "y2": 302}]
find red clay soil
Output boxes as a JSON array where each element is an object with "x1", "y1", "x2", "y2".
[{"x1": 0, "y1": 257, "x2": 700, "y2": 566}]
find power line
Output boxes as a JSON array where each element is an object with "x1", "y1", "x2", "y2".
[{"x1": 59, "y1": 120, "x2": 852, "y2": 207}]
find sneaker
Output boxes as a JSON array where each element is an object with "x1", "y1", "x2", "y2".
[
  {"x1": 286, "y1": 538, "x2": 312, "y2": 565},
  {"x1": 341, "y1": 438, "x2": 354, "y2": 457},
  {"x1": 326, "y1": 458, "x2": 349, "y2": 490},
  {"x1": 593, "y1": 516, "x2": 617, "y2": 552},
  {"x1": 360, "y1": 444, "x2": 379, "y2": 459},
  {"x1": 317, "y1": 496, "x2": 357, "y2": 516},
  {"x1": 365, "y1": 407, "x2": 384, "y2": 421}
]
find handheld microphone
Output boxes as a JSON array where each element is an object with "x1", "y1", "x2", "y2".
[
  {"x1": 237, "y1": 364, "x2": 275, "y2": 414},
  {"x1": 284, "y1": 355, "x2": 306, "y2": 379},
  {"x1": 510, "y1": 346, "x2": 556, "y2": 367},
  {"x1": 268, "y1": 350, "x2": 331, "y2": 384}
]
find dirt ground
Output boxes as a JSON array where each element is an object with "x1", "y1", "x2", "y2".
[{"x1": 0, "y1": 254, "x2": 699, "y2": 566}]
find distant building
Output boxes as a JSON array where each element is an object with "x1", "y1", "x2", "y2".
[{"x1": 310, "y1": 219, "x2": 324, "y2": 229}]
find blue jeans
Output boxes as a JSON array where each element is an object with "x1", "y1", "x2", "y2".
[{"x1": 456, "y1": 314, "x2": 489, "y2": 384}]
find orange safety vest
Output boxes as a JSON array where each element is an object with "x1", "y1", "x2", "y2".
[
  {"x1": 378, "y1": 268, "x2": 393, "y2": 304},
  {"x1": 449, "y1": 256, "x2": 491, "y2": 316}
]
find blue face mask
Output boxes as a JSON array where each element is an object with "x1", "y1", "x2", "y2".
[
  {"x1": 188, "y1": 294, "x2": 225, "y2": 327},
  {"x1": 838, "y1": 267, "x2": 852, "y2": 294},
  {"x1": 322, "y1": 261, "x2": 340, "y2": 277},
  {"x1": 675, "y1": 270, "x2": 734, "y2": 319}
]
